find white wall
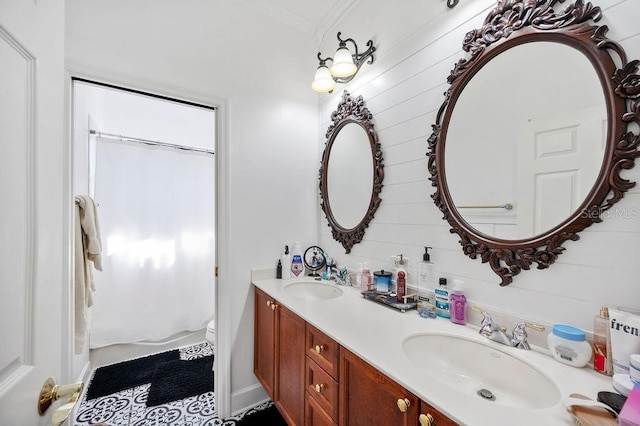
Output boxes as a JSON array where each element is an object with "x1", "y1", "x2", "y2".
[
  {"x1": 318, "y1": 0, "x2": 640, "y2": 333},
  {"x1": 65, "y1": 0, "x2": 320, "y2": 412}
]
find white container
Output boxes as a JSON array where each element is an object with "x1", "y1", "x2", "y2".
[
  {"x1": 290, "y1": 241, "x2": 304, "y2": 278},
  {"x1": 547, "y1": 324, "x2": 592, "y2": 368},
  {"x1": 631, "y1": 354, "x2": 640, "y2": 384}
]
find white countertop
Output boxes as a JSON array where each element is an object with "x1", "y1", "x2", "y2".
[{"x1": 253, "y1": 277, "x2": 616, "y2": 426}]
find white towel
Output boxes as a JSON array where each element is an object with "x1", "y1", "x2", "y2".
[{"x1": 74, "y1": 195, "x2": 102, "y2": 354}]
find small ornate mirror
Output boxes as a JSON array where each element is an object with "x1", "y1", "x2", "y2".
[
  {"x1": 428, "y1": 0, "x2": 640, "y2": 285},
  {"x1": 320, "y1": 91, "x2": 384, "y2": 253}
]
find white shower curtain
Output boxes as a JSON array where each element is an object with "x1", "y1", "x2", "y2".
[{"x1": 90, "y1": 137, "x2": 215, "y2": 348}]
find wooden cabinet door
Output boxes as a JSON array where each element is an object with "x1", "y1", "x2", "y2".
[
  {"x1": 254, "y1": 287, "x2": 276, "y2": 398},
  {"x1": 275, "y1": 304, "x2": 306, "y2": 426},
  {"x1": 339, "y1": 348, "x2": 418, "y2": 426}
]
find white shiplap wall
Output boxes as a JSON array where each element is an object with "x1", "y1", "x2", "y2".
[{"x1": 318, "y1": 0, "x2": 640, "y2": 333}]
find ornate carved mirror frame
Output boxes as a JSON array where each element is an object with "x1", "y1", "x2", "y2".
[
  {"x1": 320, "y1": 91, "x2": 384, "y2": 253},
  {"x1": 428, "y1": 0, "x2": 640, "y2": 285}
]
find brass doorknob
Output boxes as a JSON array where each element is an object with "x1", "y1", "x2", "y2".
[
  {"x1": 39, "y1": 377, "x2": 84, "y2": 426},
  {"x1": 419, "y1": 413, "x2": 435, "y2": 426},
  {"x1": 314, "y1": 383, "x2": 325, "y2": 393},
  {"x1": 397, "y1": 398, "x2": 411, "y2": 413},
  {"x1": 314, "y1": 345, "x2": 325, "y2": 354}
]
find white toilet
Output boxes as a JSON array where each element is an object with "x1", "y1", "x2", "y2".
[{"x1": 205, "y1": 319, "x2": 215, "y2": 347}]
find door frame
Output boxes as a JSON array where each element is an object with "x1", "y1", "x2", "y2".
[{"x1": 64, "y1": 63, "x2": 232, "y2": 417}]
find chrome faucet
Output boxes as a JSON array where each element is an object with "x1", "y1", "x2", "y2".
[{"x1": 473, "y1": 306, "x2": 545, "y2": 350}]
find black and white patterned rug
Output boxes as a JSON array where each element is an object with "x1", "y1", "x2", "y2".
[{"x1": 75, "y1": 342, "x2": 284, "y2": 426}]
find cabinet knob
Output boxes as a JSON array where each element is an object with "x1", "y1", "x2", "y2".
[
  {"x1": 397, "y1": 398, "x2": 411, "y2": 413},
  {"x1": 314, "y1": 345, "x2": 325, "y2": 354},
  {"x1": 419, "y1": 413, "x2": 435, "y2": 426},
  {"x1": 271, "y1": 303, "x2": 277, "y2": 311},
  {"x1": 314, "y1": 383, "x2": 325, "y2": 393}
]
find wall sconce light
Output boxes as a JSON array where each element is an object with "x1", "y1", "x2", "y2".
[{"x1": 311, "y1": 32, "x2": 376, "y2": 93}]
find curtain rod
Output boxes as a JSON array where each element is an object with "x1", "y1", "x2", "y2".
[{"x1": 90, "y1": 130, "x2": 215, "y2": 156}]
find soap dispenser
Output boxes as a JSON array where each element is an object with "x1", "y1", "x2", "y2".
[
  {"x1": 280, "y1": 245, "x2": 291, "y2": 279},
  {"x1": 290, "y1": 241, "x2": 304, "y2": 278},
  {"x1": 417, "y1": 247, "x2": 433, "y2": 294}
]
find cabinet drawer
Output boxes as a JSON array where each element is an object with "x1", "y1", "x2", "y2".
[
  {"x1": 420, "y1": 400, "x2": 459, "y2": 426},
  {"x1": 306, "y1": 356, "x2": 339, "y2": 422},
  {"x1": 306, "y1": 324, "x2": 339, "y2": 379},
  {"x1": 305, "y1": 391, "x2": 338, "y2": 426}
]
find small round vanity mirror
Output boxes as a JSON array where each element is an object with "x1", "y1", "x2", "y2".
[
  {"x1": 303, "y1": 246, "x2": 326, "y2": 277},
  {"x1": 327, "y1": 123, "x2": 374, "y2": 230},
  {"x1": 320, "y1": 91, "x2": 384, "y2": 253}
]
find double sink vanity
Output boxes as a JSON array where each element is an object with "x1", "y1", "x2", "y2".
[
  {"x1": 254, "y1": 0, "x2": 640, "y2": 424},
  {"x1": 253, "y1": 278, "x2": 613, "y2": 425}
]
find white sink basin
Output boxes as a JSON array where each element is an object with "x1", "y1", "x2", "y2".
[
  {"x1": 283, "y1": 281, "x2": 344, "y2": 300},
  {"x1": 402, "y1": 333, "x2": 560, "y2": 409}
]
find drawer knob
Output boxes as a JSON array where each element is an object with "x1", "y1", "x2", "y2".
[
  {"x1": 314, "y1": 383, "x2": 325, "y2": 393},
  {"x1": 419, "y1": 413, "x2": 435, "y2": 426},
  {"x1": 314, "y1": 345, "x2": 325, "y2": 354},
  {"x1": 397, "y1": 398, "x2": 411, "y2": 413}
]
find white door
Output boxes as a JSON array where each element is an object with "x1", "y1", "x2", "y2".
[
  {"x1": 517, "y1": 106, "x2": 606, "y2": 237},
  {"x1": 0, "y1": 1, "x2": 70, "y2": 425}
]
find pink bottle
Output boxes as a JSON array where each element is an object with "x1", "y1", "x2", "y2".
[{"x1": 450, "y1": 287, "x2": 467, "y2": 324}]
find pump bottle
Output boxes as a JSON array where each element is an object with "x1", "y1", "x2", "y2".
[
  {"x1": 417, "y1": 247, "x2": 434, "y2": 299},
  {"x1": 280, "y1": 245, "x2": 292, "y2": 279},
  {"x1": 290, "y1": 241, "x2": 304, "y2": 278}
]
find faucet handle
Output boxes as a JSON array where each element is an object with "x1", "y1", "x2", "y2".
[
  {"x1": 471, "y1": 305, "x2": 493, "y2": 327},
  {"x1": 513, "y1": 321, "x2": 545, "y2": 335},
  {"x1": 511, "y1": 321, "x2": 545, "y2": 349}
]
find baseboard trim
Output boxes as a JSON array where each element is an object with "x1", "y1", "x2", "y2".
[{"x1": 230, "y1": 383, "x2": 269, "y2": 416}]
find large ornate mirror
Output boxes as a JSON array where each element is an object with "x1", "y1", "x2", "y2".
[
  {"x1": 428, "y1": 0, "x2": 640, "y2": 285},
  {"x1": 320, "y1": 91, "x2": 383, "y2": 253}
]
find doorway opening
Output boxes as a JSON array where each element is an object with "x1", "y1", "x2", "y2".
[{"x1": 71, "y1": 78, "x2": 217, "y2": 372}]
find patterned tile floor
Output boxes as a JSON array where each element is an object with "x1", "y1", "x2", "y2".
[{"x1": 75, "y1": 342, "x2": 236, "y2": 426}]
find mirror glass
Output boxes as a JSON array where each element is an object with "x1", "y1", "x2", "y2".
[
  {"x1": 327, "y1": 122, "x2": 374, "y2": 230},
  {"x1": 445, "y1": 42, "x2": 607, "y2": 240}
]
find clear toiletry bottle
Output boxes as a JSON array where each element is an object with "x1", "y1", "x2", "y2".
[
  {"x1": 449, "y1": 286, "x2": 467, "y2": 324},
  {"x1": 417, "y1": 247, "x2": 434, "y2": 316},
  {"x1": 434, "y1": 277, "x2": 450, "y2": 318},
  {"x1": 417, "y1": 247, "x2": 433, "y2": 293},
  {"x1": 356, "y1": 263, "x2": 363, "y2": 287},
  {"x1": 360, "y1": 264, "x2": 372, "y2": 292},
  {"x1": 593, "y1": 306, "x2": 613, "y2": 376}
]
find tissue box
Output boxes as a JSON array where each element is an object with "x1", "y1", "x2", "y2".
[{"x1": 620, "y1": 384, "x2": 640, "y2": 426}]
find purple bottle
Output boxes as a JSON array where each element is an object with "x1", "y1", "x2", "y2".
[{"x1": 450, "y1": 287, "x2": 467, "y2": 325}]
